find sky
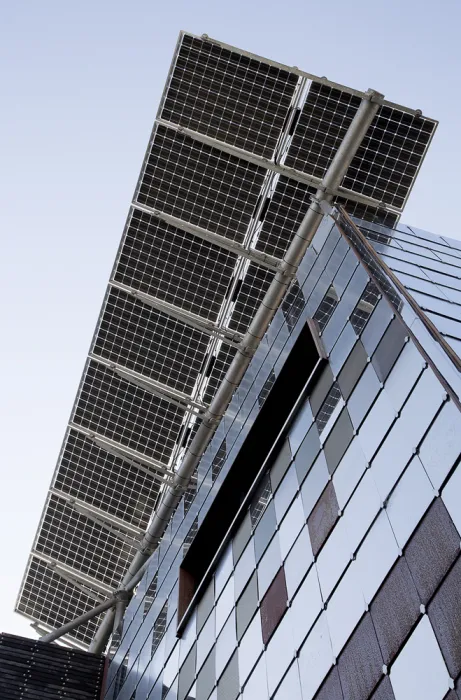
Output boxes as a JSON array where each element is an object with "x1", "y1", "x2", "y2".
[{"x1": 1, "y1": 0, "x2": 460, "y2": 640}]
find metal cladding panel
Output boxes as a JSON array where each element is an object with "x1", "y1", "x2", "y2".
[
  {"x1": 0, "y1": 633, "x2": 105, "y2": 699},
  {"x1": 161, "y1": 33, "x2": 299, "y2": 158},
  {"x1": 360, "y1": 219, "x2": 461, "y2": 362},
  {"x1": 285, "y1": 81, "x2": 436, "y2": 210}
]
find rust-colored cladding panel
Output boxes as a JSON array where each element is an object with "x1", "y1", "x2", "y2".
[{"x1": 260, "y1": 566, "x2": 288, "y2": 645}]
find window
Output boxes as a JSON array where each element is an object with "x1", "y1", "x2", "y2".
[
  {"x1": 184, "y1": 469, "x2": 198, "y2": 515},
  {"x1": 113, "y1": 654, "x2": 129, "y2": 695},
  {"x1": 258, "y1": 370, "x2": 276, "y2": 408},
  {"x1": 183, "y1": 518, "x2": 198, "y2": 557},
  {"x1": 282, "y1": 279, "x2": 305, "y2": 332}
]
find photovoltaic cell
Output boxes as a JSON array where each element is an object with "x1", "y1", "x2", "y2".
[
  {"x1": 73, "y1": 361, "x2": 185, "y2": 463},
  {"x1": 255, "y1": 177, "x2": 314, "y2": 258},
  {"x1": 228, "y1": 263, "x2": 273, "y2": 334},
  {"x1": 115, "y1": 209, "x2": 238, "y2": 322},
  {"x1": 35, "y1": 494, "x2": 134, "y2": 587},
  {"x1": 161, "y1": 34, "x2": 299, "y2": 159},
  {"x1": 136, "y1": 124, "x2": 266, "y2": 241},
  {"x1": 285, "y1": 82, "x2": 436, "y2": 209},
  {"x1": 203, "y1": 345, "x2": 237, "y2": 406},
  {"x1": 93, "y1": 287, "x2": 210, "y2": 394},
  {"x1": 17, "y1": 557, "x2": 101, "y2": 645},
  {"x1": 54, "y1": 430, "x2": 158, "y2": 529}
]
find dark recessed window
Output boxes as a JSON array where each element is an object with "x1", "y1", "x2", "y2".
[
  {"x1": 316, "y1": 382, "x2": 342, "y2": 433},
  {"x1": 363, "y1": 229, "x2": 392, "y2": 245},
  {"x1": 249, "y1": 473, "x2": 272, "y2": 527},
  {"x1": 350, "y1": 281, "x2": 380, "y2": 334},
  {"x1": 313, "y1": 285, "x2": 339, "y2": 332},
  {"x1": 151, "y1": 602, "x2": 168, "y2": 656}
]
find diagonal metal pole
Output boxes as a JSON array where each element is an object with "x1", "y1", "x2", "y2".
[
  {"x1": 40, "y1": 89, "x2": 382, "y2": 653},
  {"x1": 39, "y1": 560, "x2": 150, "y2": 645}
]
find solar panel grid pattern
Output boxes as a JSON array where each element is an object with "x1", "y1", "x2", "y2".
[
  {"x1": 161, "y1": 34, "x2": 299, "y2": 159},
  {"x1": 54, "y1": 430, "x2": 157, "y2": 528},
  {"x1": 285, "y1": 82, "x2": 360, "y2": 179},
  {"x1": 285, "y1": 82, "x2": 436, "y2": 209},
  {"x1": 17, "y1": 558, "x2": 101, "y2": 645},
  {"x1": 114, "y1": 209, "x2": 237, "y2": 322},
  {"x1": 343, "y1": 105, "x2": 436, "y2": 209},
  {"x1": 255, "y1": 177, "x2": 314, "y2": 258},
  {"x1": 203, "y1": 344, "x2": 237, "y2": 405},
  {"x1": 136, "y1": 124, "x2": 266, "y2": 241},
  {"x1": 92, "y1": 287, "x2": 209, "y2": 394},
  {"x1": 35, "y1": 494, "x2": 134, "y2": 587},
  {"x1": 228, "y1": 263, "x2": 274, "y2": 334},
  {"x1": 72, "y1": 361, "x2": 185, "y2": 463}
]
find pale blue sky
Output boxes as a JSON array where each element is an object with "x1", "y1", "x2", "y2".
[{"x1": 1, "y1": 0, "x2": 460, "y2": 639}]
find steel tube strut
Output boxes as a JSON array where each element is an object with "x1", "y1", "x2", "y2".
[
  {"x1": 39, "y1": 560, "x2": 150, "y2": 644},
  {"x1": 89, "y1": 89, "x2": 381, "y2": 654},
  {"x1": 45, "y1": 90, "x2": 381, "y2": 653}
]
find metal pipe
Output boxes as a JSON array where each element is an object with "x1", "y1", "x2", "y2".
[
  {"x1": 39, "y1": 560, "x2": 150, "y2": 645},
  {"x1": 86, "y1": 89, "x2": 381, "y2": 655},
  {"x1": 112, "y1": 594, "x2": 129, "y2": 638}
]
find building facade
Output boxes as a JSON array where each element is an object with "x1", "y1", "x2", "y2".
[
  {"x1": 104, "y1": 210, "x2": 461, "y2": 700},
  {"x1": 14, "y1": 24, "x2": 440, "y2": 671}
]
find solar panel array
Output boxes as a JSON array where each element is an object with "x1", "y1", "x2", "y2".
[{"x1": 16, "y1": 31, "x2": 437, "y2": 645}]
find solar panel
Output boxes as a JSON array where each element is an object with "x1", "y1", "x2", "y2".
[
  {"x1": 92, "y1": 287, "x2": 210, "y2": 394},
  {"x1": 115, "y1": 209, "x2": 238, "y2": 321},
  {"x1": 72, "y1": 361, "x2": 184, "y2": 463},
  {"x1": 285, "y1": 82, "x2": 436, "y2": 209},
  {"x1": 54, "y1": 429, "x2": 158, "y2": 528},
  {"x1": 161, "y1": 33, "x2": 299, "y2": 158},
  {"x1": 136, "y1": 124, "x2": 266, "y2": 241},
  {"x1": 35, "y1": 494, "x2": 134, "y2": 588},
  {"x1": 16, "y1": 31, "x2": 437, "y2": 644},
  {"x1": 17, "y1": 556, "x2": 102, "y2": 645}
]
